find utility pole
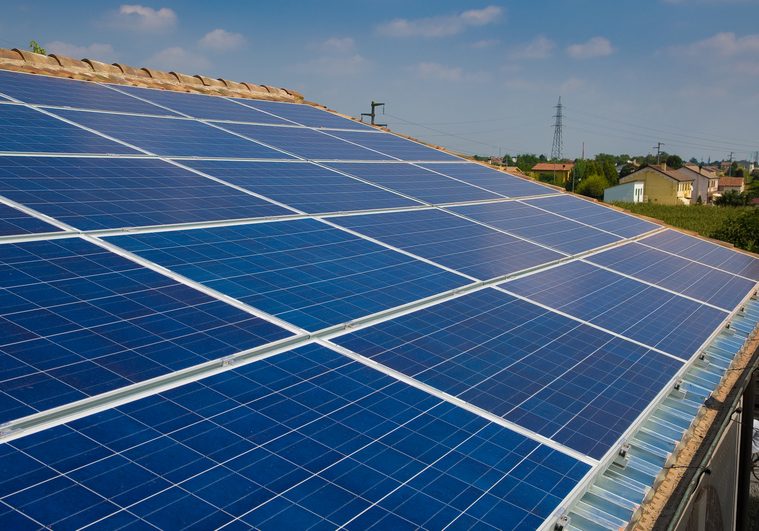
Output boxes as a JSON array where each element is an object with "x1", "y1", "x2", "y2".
[
  {"x1": 360, "y1": 101, "x2": 386, "y2": 127},
  {"x1": 550, "y1": 97, "x2": 564, "y2": 162},
  {"x1": 653, "y1": 142, "x2": 665, "y2": 165},
  {"x1": 728, "y1": 151, "x2": 734, "y2": 176}
]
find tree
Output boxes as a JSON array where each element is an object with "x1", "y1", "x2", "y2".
[
  {"x1": 619, "y1": 163, "x2": 637, "y2": 178},
  {"x1": 689, "y1": 157, "x2": 699, "y2": 164},
  {"x1": 735, "y1": 167, "x2": 745, "y2": 177},
  {"x1": 665, "y1": 154, "x2": 683, "y2": 169},
  {"x1": 601, "y1": 159, "x2": 618, "y2": 185},
  {"x1": 29, "y1": 40, "x2": 46, "y2": 55},
  {"x1": 576, "y1": 174, "x2": 609, "y2": 199},
  {"x1": 714, "y1": 190, "x2": 748, "y2": 207},
  {"x1": 711, "y1": 209, "x2": 759, "y2": 252}
]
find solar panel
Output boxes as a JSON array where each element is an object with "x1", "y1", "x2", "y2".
[
  {"x1": 0, "y1": 156, "x2": 291, "y2": 230},
  {"x1": 0, "y1": 343, "x2": 590, "y2": 530},
  {"x1": 421, "y1": 163, "x2": 557, "y2": 198},
  {"x1": 325, "y1": 162, "x2": 501, "y2": 204},
  {"x1": 501, "y1": 260, "x2": 728, "y2": 359},
  {"x1": 0, "y1": 202, "x2": 61, "y2": 236},
  {"x1": 232, "y1": 98, "x2": 374, "y2": 130},
  {"x1": 334, "y1": 288, "x2": 682, "y2": 458},
  {"x1": 524, "y1": 194, "x2": 659, "y2": 238},
  {"x1": 451, "y1": 201, "x2": 621, "y2": 254},
  {"x1": 114, "y1": 84, "x2": 294, "y2": 125},
  {"x1": 53, "y1": 109, "x2": 292, "y2": 158},
  {"x1": 640, "y1": 229, "x2": 759, "y2": 281},
  {"x1": 0, "y1": 70, "x2": 178, "y2": 116},
  {"x1": 332, "y1": 209, "x2": 564, "y2": 280},
  {"x1": 0, "y1": 104, "x2": 138, "y2": 155},
  {"x1": 182, "y1": 160, "x2": 419, "y2": 213},
  {"x1": 586, "y1": 242, "x2": 757, "y2": 311},
  {"x1": 0, "y1": 237, "x2": 290, "y2": 421},
  {"x1": 219, "y1": 123, "x2": 391, "y2": 160},
  {"x1": 105, "y1": 219, "x2": 470, "y2": 330},
  {"x1": 327, "y1": 130, "x2": 460, "y2": 161}
]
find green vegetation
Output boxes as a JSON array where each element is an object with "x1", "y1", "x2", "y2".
[
  {"x1": 29, "y1": 40, "x2": 46, "y2": 55},
  {"x1": 576, "y1": 174, "x2": 609, "y2": 199}
]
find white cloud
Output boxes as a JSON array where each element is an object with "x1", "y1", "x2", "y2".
[
  {"x1": 566, "y1": 36, "x2": 614, "y2": 59},
  {"x1": 509, "y1": 35, "x2": 555, "y2": 59},
  {"x1": 408, "y1": 62, "x2": 489, "y2": 82},
  {"x1": 470, "y1": 39, "x2": 500, "y2": 49},
  {"x1": 295, "y1": 54, "x2": 368, "y2": 76},
  {"x1": 378, "y1": 5, "x2": 503, "y2": 38},
  {"x1": 669, "y1": 32, "x2": 759, "y2": 57},
  {"x1": 145, "y1": 46, "x2": 209, "y2": 72},
  {"x1": 45, "y1": 41, "x2": 115, "y2": 61},
  {"x1": 114, "y1": 5, "x2": 177, "y2": 32},
  {"x1": 199, "y1": 29, "x2": 246, "y2": 51},
  {"x1": 318, "y1": 37, "x2": 356, "y2": 53},
  {"x1": 560, "y1": 77, "x2": 586, "y2": 93}
]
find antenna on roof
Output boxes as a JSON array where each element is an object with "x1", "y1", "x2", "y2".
[{"x1": 361, "y1": 101, "x2": 386, "y2": 127}]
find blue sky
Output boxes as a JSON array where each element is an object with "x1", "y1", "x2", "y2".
[{"x1": 3, "y1": 1, "x2": 758, "y2": 161}]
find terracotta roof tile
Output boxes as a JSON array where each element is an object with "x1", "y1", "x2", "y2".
[{"x1": 532, "y1": 162, "x2": 575, "y2": 172}]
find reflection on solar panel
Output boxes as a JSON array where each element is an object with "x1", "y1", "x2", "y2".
[
  {"x1": 0, "y1": 104, "x2": 137, "y2": 154},
  {"x1": 54, "y1": 109, "x2": 292, "y2": 158},
  {"x1": 0, "y1": 202, "x2": 60, "y2": 236},
  {"x1": 326, "y1": 162, "x2": 501, "y2": 204},
  {"x1": 332, "y1": 209, "x2": 564, "y2": 279},
  {"x1": 107, "y1": 219, "x2": 469, "y2": 330},
  {"x1": 421, "y1": 163, "x2": 556, "y2": 198},
  {"x1": 328, "y1": 130, "x2": 459, "y2": 161},
  {"x1": 451, "y1": 201, "x2": 621, "y2": 254},
  {"x1": 232, "y1": 98, "x2": 374, "y2": 130},
  {"x1": 0, "y1": 156, "x2": 290, "y2": 230},
  {"x1": 182, "y1": 160, "x2": 419, "y2": 213},
  {"x1": 0, "y1": 237, "x2": 290, "y2": 421},
  {"x1": 0, "y1": 344, "x2": 589, "y2": 530}
]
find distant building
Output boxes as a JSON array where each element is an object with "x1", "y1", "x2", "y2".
[
  {"x1": 718, "y1": 176, "x2": 745, "y2": 193},
  {"x1": 618, "y1": 164, "x2": 694, "y2": 205},
  {"x1": 676, "y1": 164, "x2": 719, "y2": 204},
  {"x1": 603, "y1": 181, "x2": 644, "y2": 204},
  {"x1": 531, "y1": 162, "x2": 574, "y2": 184}
]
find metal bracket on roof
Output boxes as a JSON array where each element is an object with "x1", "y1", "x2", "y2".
[
  {"x1": 613, "y1": 442, "x2": 631, "y2": 469},
  {"x1": 220, "y1": 356, "x2": 236, "y2": 367},
  {"x1": 553, "y1": 513, "x2": 569, "y2": 531},
  {"x1": 0, "y1": 422, "x2": 16, "y2": 439},
  {"x1": 672, "y1": 379, "x2": 687, "y2": 399},
  {"x1": 695, "y1": 352, "x2": 709, "y2": 368}
]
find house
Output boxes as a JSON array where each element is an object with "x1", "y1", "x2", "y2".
[
  {"x1": 718, "y1": 176, "x2": 745, "y2": 193},
  {"x1": 675, "y1": 164, "x2": 719, "y2": 204},
  {"x1": 618, "y1": 163, "x2": 694, "y2": 205},
  {"x1": 603, "y1": 181, "x2": 645, "y2": 204},
  {"x1": 531, "y1": 162, "x2": 574, "y2": 184}
]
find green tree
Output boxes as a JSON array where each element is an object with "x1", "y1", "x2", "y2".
[
  {"x1": 714, "y1": 190, "x2": 748, "y2": 207},
  {"x1": 711, "y1": 209, "x2": 759, "y2": 252},
  {"x1": 601, "y1": 159, "x2": 618, "y2": 185},
  {"x1": 576, "y1": 174, "x2": 609, "y2": 199},
  {"x1": 665, "y1": 154, "x2": 683, "y2": 169},
  {"x1": 619, "y1": 163, "x2": 637, "y2": 178},
  {"x1": 29, "y1": 40, "x2": 46, "y2": 54},
  {"x1": 735, "y1": 167, "x2": 745, "y2": 177}
]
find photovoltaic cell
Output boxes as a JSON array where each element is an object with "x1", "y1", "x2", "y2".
[
  {"x1": 220, "y1": 122, "x2": 391, "y2": 160},
  {"x1": 332, "y1": 209, "x2": 564, "y2": 280},
  {"x1": 451, "y1": 201, "x2": 621, "y2": 255},
  {"x1": 0, "y1": 104, "x2": 138, "y2": 155},
  {"x1": 502, "y1": 260, "x2": 728, "y2": 359},
  {"x1": 0, "y1": 237, "x2": 290, "y2": 423},
  {"x1": 586, "y1": 242, "x2": 757, "y2": 311},
  {"x1": 0, "y1": 202, "x2": 60, "y2": 236},
  {"x1": 114, "y1": 84, "x2": 293, "y2": 125},
  {"x1": 0, "y1": 70, "x2": 179, "y2": 116},
  {"x1": 328, "y1": 130, "x2": 460, "y2": 161},
  {"x1": 182, "y1": 160, "x2": 419, "y2": 213},
  {"x1": 0, "y1": 344, "x2": 590, "y2": 530},
  {"x1": 524, "y1": 194, "x2": 659, "y2": 238},
  {"x1": 640, "y1": 229, "x2": 759, "y2": 281},
  {"x1": 335, "y1": 288, "x2": 682, "y2": 458},
  {"x1": 106, "y1": 219, "x2": 469, "y2": 331},
  {"x1": 0, "y1": 156, "x2": 291, "y2": 230},
  {"x1": 233, "y1": 98, "x2": 374, "y2": 130},
  {"x1": 53, "y1": 109, "x2": 292, "y2": 159},
  {"x1": 421, "y1": 163, "x2": 556, "y2": 198},
  {"x1": 325, "y1": 162, "x2": 501, "y2": 204}
]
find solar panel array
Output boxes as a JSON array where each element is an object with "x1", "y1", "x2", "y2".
[{"x1": 0, "y1": 69, "x2": 757, "y2": 530}]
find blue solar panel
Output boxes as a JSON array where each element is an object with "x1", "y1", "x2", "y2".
[
  {"x1": 502, "y1": 260, "x2": 728, "y2": 359},
  {"x1": 114, "y1": 84, "x2": 294, "y2": 125},
  {"x1": 335, "y1": 288, "x2": 682, "y2": 458},
  {"x1": 220, "y1": 122, "x2": 392, "y2": 160},
  {"x1": 524, "y1": 195, "x2": 659, "y2": 238},
  {"x1": 586, "y1": 242, "x2": 757, "y2": 311},
  {"x1": 0, "y1": 237, "x2": 290, "y2": 422},
  {"x1": 332, "y1": 209, "x2": 564, "y2": 280},
  {"x1": 233, "y1": 98, "x2": 374, "y2": 130},
  {"x1": 0, "y1": 70, "x2": 179, "y2": 116},
  {"x1": 106, "y1": 219, "x2": 469, "y2": 330},
  {"x1": 421, "y1": 163, "x2": 557, "y2": 198},
  {"x1": 53, "y1": 109, "x2": 292, "y2": 159},
  {"x1": 325, "y1": 162, "x2": 501, "y2": 204},
  {"x1": 0, "y1": 156, "x2": 291, "y2": 230},
  {"x1": 451, "y1": 201, "x2": 621, "y2": 254},
  {"x1": 328, "y1": 130, "x2": 460, "y2": 161},
  {"x1": 0, "y1": 202, "x2": 60, "y2": 236},
  {"x1": 640, "y1": 229, "x2": 759, "y2": 281},
  {"x1": 0, "y1": 344, "x2": 589, "y2": 530},
  {"x1": 182, "y1": 160, "x2": 419, "y2": 213},
  {"x1": 0, "y1": 104, "x2": 138, "y2": 155}
]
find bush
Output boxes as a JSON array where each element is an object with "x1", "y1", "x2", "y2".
[
  {"x1": 711, "y1": 209, "x2": 759, "y2": 252},
  {"x1": 576, "y1": 174, "x2": 609, "y2": 199},
  {"x1": 714, "y1": 190, "x2": 748, "y2": 207}
]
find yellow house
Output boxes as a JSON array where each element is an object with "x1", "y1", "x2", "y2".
[
  {"x1": 619, "y1": 164, "x2": 694, "y2": 205},
  {"x1": 531, "y1": 162, "x2": 574, "y2": 184}
]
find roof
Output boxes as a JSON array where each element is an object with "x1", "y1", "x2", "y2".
[
  {"x1": 624, "y1": 164, "x2": 694, "y2": 183},
  {"x1": 678, "y1": 163, "x2": 718, "y2": 180},
  {"x1": 719, "y1": 176, "x2": 745, "y2": 187},
  {"x1": 532, "y1": 162, "x2": 575, "y2": 172}
]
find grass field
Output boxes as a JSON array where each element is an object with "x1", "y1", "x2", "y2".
[{"x1": 613, "y1": 203, "x2": 753, "y2": 239}]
